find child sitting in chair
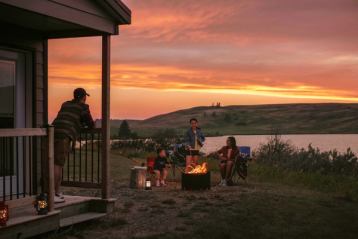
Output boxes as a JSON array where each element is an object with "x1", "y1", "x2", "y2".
[{"x1": 154, "y1": 148, "x2": 169, "y2": 187}]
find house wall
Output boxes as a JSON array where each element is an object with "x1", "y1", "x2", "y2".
[
  {"x1": 0, "y1": 23, "x2": 48, "y2": 195},
  {"x1": 0, "y1": 23, "x2": 46, "y2": 127}
]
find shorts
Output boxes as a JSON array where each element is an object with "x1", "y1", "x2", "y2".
[
  {"x1": 54, "y1": 137, "x2": 71, "y2": 166},
  {"x1": 153, "y1": 165, "x2": 166, "y2": 171}
]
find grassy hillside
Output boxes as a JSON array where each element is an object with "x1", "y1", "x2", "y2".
[{"x1": 111, "y1": 103, "x2": 358, "y2": 137}]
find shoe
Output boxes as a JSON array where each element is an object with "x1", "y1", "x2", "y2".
[
  {"x1": 55, "y1": 192, "x2": 64, "y2": 199},
  {"x1": 156, "y1": 180, "x2": 160, "y2": 187},
  {"x1": 219, "y1": 179, "x2": 227, "y2": 186},
  {"x1": 54, "y1": 195, "x2": 65, "y2": 203},
  {"x1": 160, "y1": 180, "x2": 167, "y2": 186},
  {"x1": 222, "y1": 179, "x2": 227, "y2": 186}
]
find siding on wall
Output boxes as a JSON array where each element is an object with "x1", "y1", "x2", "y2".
[
  {"x1": 0, "y1": 25, "x2": 46, "y2": 128},
  {"x1": 0, "y1": 23, "x2": 47, "y2": 195}
]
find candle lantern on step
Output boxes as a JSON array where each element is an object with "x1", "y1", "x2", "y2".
[
  {"x1": 0, "y1": 201, "x2": 9, "y2": 226},
  {"x1": 145, "y1": 179, "x2": 152, "y2": 190},
  {"x1": 34, "y1": 193, "x2": 48, "y2": 215}
]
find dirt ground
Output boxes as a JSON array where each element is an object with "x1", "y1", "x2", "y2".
[{"x1": 40, "y1": 155, "x2": 358, "y2": 239}]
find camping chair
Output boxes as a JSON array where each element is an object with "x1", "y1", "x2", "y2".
[
  {"x1": 146, "y1": 157, "x2": 156, "y2": 175},
  {"x1": 168, "y1": 144, "x2": 187, "y2": 178},
  {"x1": 230, "y1": 146, "x2": 251, "y2": 184}
]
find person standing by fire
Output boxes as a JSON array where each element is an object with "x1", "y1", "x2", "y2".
[
  {"x1": 184, "y1": 118, "x2": 205, "y2": 172},
  {"x1": 52, "y1": 88, "x2": 95, "y2": 203}
]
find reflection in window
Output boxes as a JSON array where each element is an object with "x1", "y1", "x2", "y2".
[
  {"x1": 0, "y1": 60, "x2": 15, "y2": 128},
  {"x1": 0, "y1": 60, "x2": 15, "y2": 177}
]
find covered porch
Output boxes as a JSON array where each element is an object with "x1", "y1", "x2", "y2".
[{"x1": 0, "y1": 0, "x2": 131, "y2": 238}]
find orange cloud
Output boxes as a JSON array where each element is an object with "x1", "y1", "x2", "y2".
[{"x1": 48, "y1": 0, "x2": 358, "y2": 119}]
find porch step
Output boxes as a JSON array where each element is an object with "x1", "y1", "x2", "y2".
[
  {"x1": 56, "y1": 199, "x2": 92, "y2": 219},
  {"x1": 1, "y1": 210, "x2": 61, "y2": 239},
  {"x1": 60, "y1": 212, "x2": 107, "y2": 228},
  {"x1": 55, "y1": 196, "x2": 116, "y2": 218},
  {"x1": 1, "y1": 196, "x2": 116, "y2": 239}
]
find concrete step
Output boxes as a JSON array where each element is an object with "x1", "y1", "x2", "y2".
[{"x1": 60, "y1": 212, "x2": 107, "y2": 228}]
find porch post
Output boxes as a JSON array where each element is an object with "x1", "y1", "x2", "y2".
[
  {"x1": 47, "y1": 126, "x2": 55, "y2": 211},
  {"x1": 101, "y1": 34, "x2": 111, "y2": 199}
]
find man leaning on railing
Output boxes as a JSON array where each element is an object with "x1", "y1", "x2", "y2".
[{"x1": 52, "y1": 88, "x2": 95, "y2": 203}]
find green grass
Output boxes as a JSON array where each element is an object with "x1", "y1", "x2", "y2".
[
  {"x1": 109, "y1": 103, "x2": 358, "y2": 137},
  {"x1": 50, "y1": 148, "x2": 358, "y2": 239},
  {"x1": 250, "y1": 163, "x2": 358, "y2": 201}
]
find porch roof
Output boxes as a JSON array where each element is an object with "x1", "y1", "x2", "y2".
[{"x1": 0, "y1": 0, "x2": 131, "y2": 38}]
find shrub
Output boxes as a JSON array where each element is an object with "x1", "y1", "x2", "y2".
[{"x1": 254, "y1": 135, "x2": 358, "y2": 178}]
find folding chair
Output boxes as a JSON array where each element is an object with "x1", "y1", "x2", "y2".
[
  {"x1": 231, "y1": 146, "x2": 251, "y2": 184},
  {"x1": 146, "y1": 157, "x2": 156, "y2": 175},
  {"x1": 167, "y1": 144, "x2": 187, "y2": 178}
]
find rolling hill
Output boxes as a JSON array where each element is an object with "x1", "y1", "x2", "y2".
[{"x1": 108, "y1": 103, "x2": 358, "y2": 137}]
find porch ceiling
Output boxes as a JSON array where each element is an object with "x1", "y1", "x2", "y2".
[{"x1": 0, "y1": 0, "x2": 131, "y2": 38}]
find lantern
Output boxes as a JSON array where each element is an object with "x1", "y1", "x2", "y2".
[
  {"x1": 145, "y1": 179, "x2": 152, "y2": 190},
  {"x1": 34, "y1": 193, "x2": 48, "y2": 215},
  {"x1": 0, "y1": 201, "x2": 9, "y2": 226}
]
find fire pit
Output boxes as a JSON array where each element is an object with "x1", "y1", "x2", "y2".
[{"x1": 182, "y1": 163, "x2": 211, "y2": 190}]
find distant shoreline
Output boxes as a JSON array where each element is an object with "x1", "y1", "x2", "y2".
[
  {"x1": 107, "y1": 103, "x2": 358, "y2": 138},
  {"x1": 206, "y1": 133, "x2": 358, "y2": 137}
]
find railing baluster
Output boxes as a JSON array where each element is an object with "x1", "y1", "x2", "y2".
[
  {"x1": 91, "y1": 132, "x2": 94, "y2": 183},
  {"x1": 29, "y1": 136, "x2": 32, "y2": 195},
  {"x1": 10, "y1": 138, "x2": 13, "y2": 200},
  {"x1": 2, "y1": 138, "x2": 6, "y2": 201},
  {"x1": 97, "y1": 132, "x2": 100, "y2": 183},
  {"x1": 22, "y1": 136, "x2": 26, "y2": 198},
  {"x1": 40, "y1": 137, "x2": 43, "y2": 197},
  {"x1": 85, "y1": 132, "x2": 88, "y2": 181},
  {"x1": 16, "y1": 137, "x2": 19, "y2": 199},
  {"x1": 79, "y1": 133, "x2": 82, "y2": 182},
  {"x1": 73, "y1": 139, "x2": 76, "y2": 182},
  {"x1": 67, "y1": 143, "x2": 70, "y2": 182},
  {"x1": 32, "y1": 136, "x2": 37, "y2": 195}
]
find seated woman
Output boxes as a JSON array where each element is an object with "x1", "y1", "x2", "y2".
[
  {"x1": 213, "y1": 136, "x2": 239, "y2": 186},
  {"x1": 153, "y1": 148, "x2": 169, "y2": 187}
]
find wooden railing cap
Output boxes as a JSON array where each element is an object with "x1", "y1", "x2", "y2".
[{"x1": 0, "y1": 128, "x2": 47, "y2": 137}]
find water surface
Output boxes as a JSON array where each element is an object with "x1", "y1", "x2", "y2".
[{"x1": 202, "y1": 134, "x2": 358, "y2": 154}]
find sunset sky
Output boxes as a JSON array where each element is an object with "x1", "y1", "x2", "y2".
[{"x1": 48, "y1": 0, "x2": 358, "y2": 121}]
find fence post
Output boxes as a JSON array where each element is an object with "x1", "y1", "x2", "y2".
[{"x1": 47, "y1": 126, "x2": 55, "y2": 211}]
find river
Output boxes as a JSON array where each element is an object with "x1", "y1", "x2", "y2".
[{"x1": 202, "y1": 134, "x2": 358, "y2": 154}]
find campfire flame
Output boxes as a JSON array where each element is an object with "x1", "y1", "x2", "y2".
[{"x1": 187, "y1": 162, "x2": 208, "y2": 174}]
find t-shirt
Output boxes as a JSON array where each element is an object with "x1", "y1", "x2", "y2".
[
  {"x1": 52, "y1": 100, "x2": 94, "y2": 140},
  {"x1": 217, "y1": 146, "x2": 239, "y2": 160}
]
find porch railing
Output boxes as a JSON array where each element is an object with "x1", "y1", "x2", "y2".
[
  {"x1": 61, "y1": 129, "x2": 102, "y2": 188},
  {"x1": 0, "y1": 127, "x2": 55, "y2": 211}
]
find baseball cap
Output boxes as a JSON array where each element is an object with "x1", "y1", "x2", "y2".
[{"x1": 74, "y1": 88, "x2": 90, "y2": 99}]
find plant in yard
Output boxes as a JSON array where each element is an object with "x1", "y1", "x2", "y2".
[{"x1": 254, "y1": 134, "x2": 358, "y2": 178}]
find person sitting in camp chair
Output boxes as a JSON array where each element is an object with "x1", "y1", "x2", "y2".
[
  {"x1": 154, "y1": 148, "x2": 170, "y2": 187},
  {"x1": 210, "y1": 136, "x2": 239, "y2": 186}
]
